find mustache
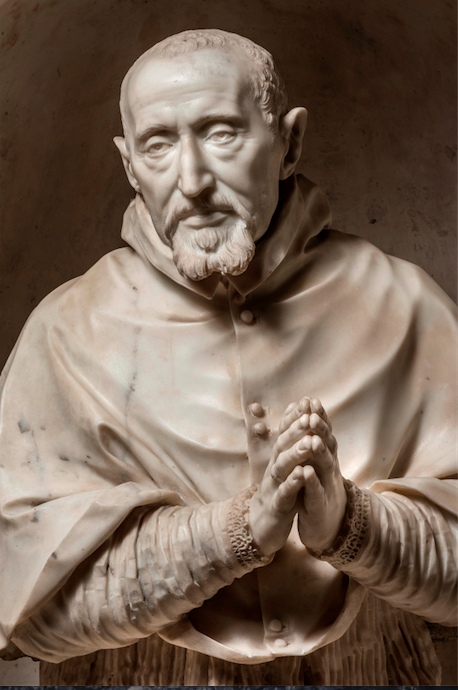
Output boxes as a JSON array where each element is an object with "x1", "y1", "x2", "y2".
[{"x1": 163, "y1": 193, "x2": 252, "y2": 241}]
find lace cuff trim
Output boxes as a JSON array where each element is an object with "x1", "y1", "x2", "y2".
[
  {"x1": 227, "y1": 485, "x2": 273, "y2": 568},
  {"x1": 309, "y1": 479, "x2": 371, "y2": 566}
]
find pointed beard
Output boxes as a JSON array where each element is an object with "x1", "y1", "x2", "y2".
[{"x1": 172, "y1": 220, "x2": 256, "y2": 281}]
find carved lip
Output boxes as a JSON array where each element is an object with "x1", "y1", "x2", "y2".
[{"x1": 180, "y1": 209, "x2": 232, "y2": 228}]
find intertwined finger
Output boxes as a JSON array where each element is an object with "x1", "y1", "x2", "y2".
[
  {"x1": 273, "y1": 465, "x2": 305, "y2": 514},
  {"x1": 309, "y1": 413, "x2": 337, "y2": 454},
  {"x1": 277, "y1": 410, "x2": 336, "y2": 457},
  {"x1": 279, "y1": 397, "x2": 312, "y2": 435},
  {"x1": 310, "y1": 398, "x2": 332, "y2": 431},
  {"x1": 272, "y1": 435, "x2": 313, "y2": 482},
  {"x1": 277, "y1": 412, "x2": 311, "y2": 453},
  {"x1": 310, "y1": 434, "x2": 325, "y2": 453},
  {"x1": 273, "y1": 426, "x2": 339, "y2": 483},
  {"x1": 301, "y1": 465, "x2": 325, "y2": 512}
]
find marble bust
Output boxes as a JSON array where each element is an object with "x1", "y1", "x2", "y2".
[{"x1": 0, "y1": 29, "x2": 456, "y2": 686}]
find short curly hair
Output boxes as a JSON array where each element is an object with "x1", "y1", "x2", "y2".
[{"x1": 120, "y1": 29, "x2": 288, "y2": 135}]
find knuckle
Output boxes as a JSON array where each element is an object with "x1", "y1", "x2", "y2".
[
  {"x1": 270, "y1": 464, "x2": 282, "y2": 482},
  {"x1": 276, "y1": 483, "x2": 286, "y2": 500},
  {"x1": 324, "y1": 454, "x2": 334, "y2": 470},
  {"x1": 275, "y1": 486, "x2": 292, "y2": 513},
  {"x1": 274, "y1": 452, "x2": 288, "y2": 476},
  {"x1": 276, "y1": 437, "x2": 286, "y2": 452}
]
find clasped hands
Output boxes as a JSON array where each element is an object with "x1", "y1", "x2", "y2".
[{"x1": 249, "y1": 397, "x2": 348, "y2": 557}]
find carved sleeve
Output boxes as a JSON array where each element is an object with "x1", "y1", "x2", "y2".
[
  {"x1": 12, "y1": 488, "x2": 271, "y2": 663},
  {"x1": 310, "y1": 482, "x2": 457, "y2": 627}
]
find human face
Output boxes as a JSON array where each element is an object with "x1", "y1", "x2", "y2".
[{"x1": 119, "y1": 49, "x2": 285, "y2": 275}]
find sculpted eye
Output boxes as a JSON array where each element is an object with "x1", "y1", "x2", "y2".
[
  {"x1": 146, "y1": 140, "x2": 172, "y2": 154},
  {"x1": 207, "y1": 128, "x2": 237, "y2": 144}
]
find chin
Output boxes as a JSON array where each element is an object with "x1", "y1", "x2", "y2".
[{"x1": 172, "y1": 220, "x2": 256, "y2": 281}]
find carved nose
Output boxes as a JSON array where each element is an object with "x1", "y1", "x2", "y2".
[{"x1": 177, "y1": 137, "x2": 214, "y2": 198}]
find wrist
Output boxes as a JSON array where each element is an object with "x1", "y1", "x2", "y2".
[
  {"x1": 308, "y1": 479, "x2": 371, "y2": 565},
  {"x1": 227, "y1": 486, "x2": 274, "y2": 567}
]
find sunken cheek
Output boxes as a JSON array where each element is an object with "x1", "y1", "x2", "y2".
[
  {"x1": 232, "y1": 146, "x2": 273, "y2": 206},
  {"x1": 133, "y1": 159, "x2": 174, "y2": 208}
]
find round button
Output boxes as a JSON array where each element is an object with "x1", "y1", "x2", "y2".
[
  {"x1": 253, "y1": 422, "x2": 268, "y2": 437},
  {"x1": 249, "y1": 402, "x2": 264, "y2": 417},
  {"x1": 269, "y1": 618, "x2": 283, "y2": 632},
  {"x1": 240, "y1": 309, "x2": 254, "y2": 324},
  {"x1": 233, "y1": 292, "x2": 246, "y2": 305},
  {"x1": 274, "y1": 638, "x2": 289, "y2": 648}
]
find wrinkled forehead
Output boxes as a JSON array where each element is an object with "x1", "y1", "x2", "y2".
[{"x1": 122, "y1": 47, "x2": 257, "y2": 129}]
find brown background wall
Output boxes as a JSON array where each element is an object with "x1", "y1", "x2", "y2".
[{"x1": 0, "y1": 0, "x2": 456, "y2": 684}]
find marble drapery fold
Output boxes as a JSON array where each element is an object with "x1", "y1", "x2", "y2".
[{"x1": 0, "y1": 176, "x2": 456, "y2": 678}]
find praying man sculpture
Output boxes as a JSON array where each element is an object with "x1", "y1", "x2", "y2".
[{"x1": 0, "y1": 29, "x2": 456, "y2": 686}]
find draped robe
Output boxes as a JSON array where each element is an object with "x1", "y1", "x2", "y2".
[{"x1": 0, "y1": 176, "x2": 456, "y2": 684}]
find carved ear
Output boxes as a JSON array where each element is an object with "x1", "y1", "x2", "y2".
[
  {"x1": 113, "y1": 136, "x2": 141, "y2": 192},
  {"x1": 278, "y1": 107, "x2": 308, "y2": 180}
]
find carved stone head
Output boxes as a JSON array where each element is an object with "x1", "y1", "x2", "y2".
[{"x1": 114, "y1": 29, "x2": 307, "y2": 280}]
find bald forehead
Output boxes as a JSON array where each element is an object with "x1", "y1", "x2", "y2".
[{"x1": 121, "y1": 47, "x2": 255, "y2": 130}]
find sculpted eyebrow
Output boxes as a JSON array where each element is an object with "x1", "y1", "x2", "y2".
[
  {"x1": 136, "y1": 125, "x2": 172, "y2": 143},
  {"x1": 136, "y1": 115, "x2": 244, "y2": 143},
  {"x1": 193, "y1": 114, "x2": 245, "y2": 129}
]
